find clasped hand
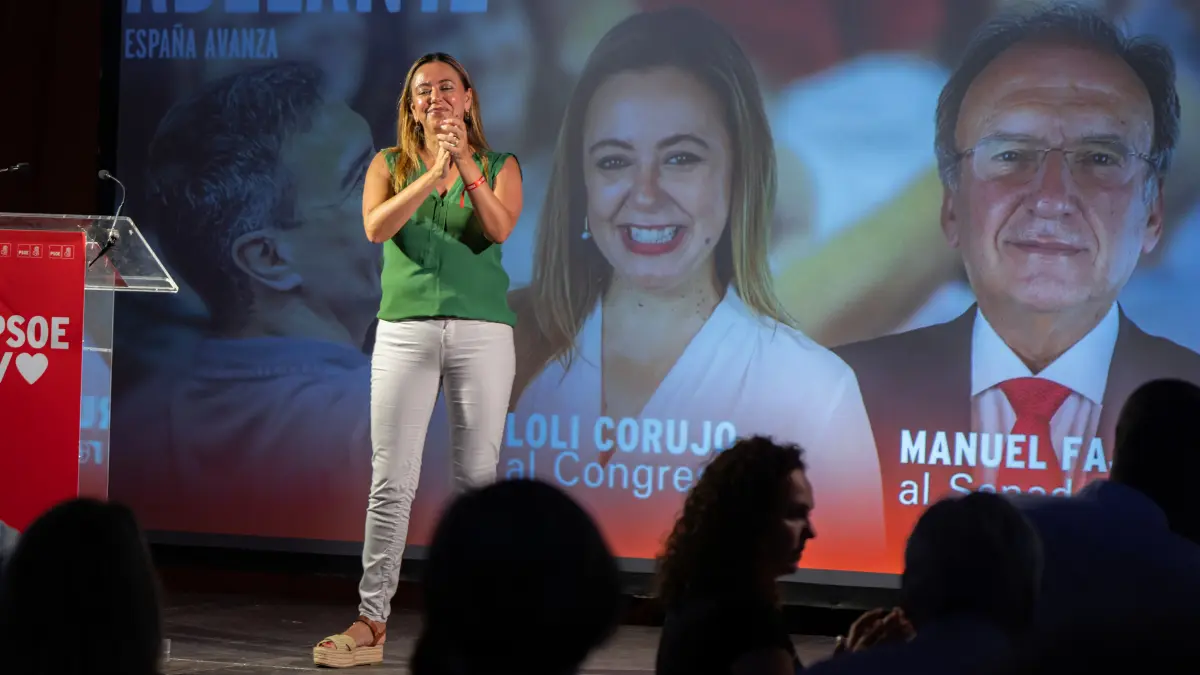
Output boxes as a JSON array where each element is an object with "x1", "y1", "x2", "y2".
[{"x1": 433, "y1": 117, "x2": 469, "y2": 174}]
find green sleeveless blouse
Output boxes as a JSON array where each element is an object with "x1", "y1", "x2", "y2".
[{"x1": 377, "y1": 149, "x2": 517, "y2": 326}]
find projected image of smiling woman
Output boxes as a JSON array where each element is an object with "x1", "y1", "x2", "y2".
[
  {"x1": 507, "y1": 7, "x2": 887, "y2": 573},
  {"x1": 582, "y1": 67, "x2": 725, "y2": 292}
]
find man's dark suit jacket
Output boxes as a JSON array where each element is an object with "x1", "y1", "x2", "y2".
[
  {"x1": 803, "y1": 617, "x2": 1010, "y2": 675},
  {"x1": 1011, "y1": 481, "x2": 1200, "y2": 634},
  {"x1": 833, "y1": 306, "x2": 1200, "y2": 559}
]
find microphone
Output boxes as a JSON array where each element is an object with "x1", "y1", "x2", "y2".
[
  {"x1": 91, "y1": 170, "x2": 126, "y2": 269},
  {"x1": 0, "y1": 162, "x2": 29, "y2": 174},
  {"x1": 97, "y1": 169, "x2": 127, "y2": 220}
]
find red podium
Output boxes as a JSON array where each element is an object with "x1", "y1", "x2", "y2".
[{"x1": 0, "y1": 213, "x2": 176, "y2": 532}]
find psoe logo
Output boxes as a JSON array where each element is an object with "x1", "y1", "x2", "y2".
[
  {"x1": 125, "y1": 0, "x2": 488, "y2": 14},
  {"x1": 0, "y1": 315, "x2": 71, "y2": 385}
]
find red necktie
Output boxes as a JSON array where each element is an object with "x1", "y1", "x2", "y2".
[{"x1": 992, "y1": 377, "x2": 1072, "y2": 492}]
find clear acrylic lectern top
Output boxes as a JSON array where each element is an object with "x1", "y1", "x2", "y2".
[
  {"x1": 0, "y1": 212, "x2": 177, "y2": 292},
  {"x1": 0, "y1": 212, "x2": 177, "y2": 503}
]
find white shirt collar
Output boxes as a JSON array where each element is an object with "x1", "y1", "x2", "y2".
[{"x1": 970, "y1": 304, "x2": 1120, "y2": 403}]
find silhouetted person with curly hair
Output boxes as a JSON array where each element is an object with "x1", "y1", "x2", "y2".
[{"x1": 655, "y1": 436, "x2": 813, "y2": 675}]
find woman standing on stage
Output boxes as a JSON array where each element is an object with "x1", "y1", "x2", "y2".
[{"x1": 313, "y1": 51, "x2": 523, "y2": 669}]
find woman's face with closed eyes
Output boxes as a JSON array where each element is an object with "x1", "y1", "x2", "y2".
[{"x1": 581, "y1": 66, "x2": 732, "y2": 292}]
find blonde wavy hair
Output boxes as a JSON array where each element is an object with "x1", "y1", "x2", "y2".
[
  {"x1": 388, "y1": 52, "x2": 491, "y2": 191},
  {"x1": 515, "y1": 8, "x2": 792, "y2": 377}
]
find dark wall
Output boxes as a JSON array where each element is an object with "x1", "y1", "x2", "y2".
[{"x1": 0, "y1": 1, "x2": 111, "y2": 216}]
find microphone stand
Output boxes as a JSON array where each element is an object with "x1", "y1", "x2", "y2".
[{"x1": 90, "y1": 170, "x2": 126, "y2": 269}]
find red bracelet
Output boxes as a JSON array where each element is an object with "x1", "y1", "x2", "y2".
[{"x1": 460, "y1": 175, "x2": 486, "y2": 208}]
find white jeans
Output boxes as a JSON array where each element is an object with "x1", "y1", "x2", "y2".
[{"x1": 358, "y1": 318, "x2": 514, "y2": 622}]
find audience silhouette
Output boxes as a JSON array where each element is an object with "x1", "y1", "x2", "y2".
[
  {"x1": 991, "y1": 612, "x2": 1200, "y2": 675},
  {"x1": 0, "y1": 498, "x2": 163, "y2": 675},
  {"x1": 655, "y1": 436, "x2": 814, "y2": 675},
  {"x1": 1012, "y1": 378, "x2": 1200, "y2": 633},
  {"x1": 5, "y1": 379, "x2": 1196, "y2": 674},
  {"x1": 809, "y1": 492, "x2": 1041, "y2": 674},
  {"x1": 410, "y1": 478, "x2": 622, "y2": 675}
]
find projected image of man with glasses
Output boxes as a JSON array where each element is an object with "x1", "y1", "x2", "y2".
[{"x1": 835, "y1": 5, "x2": 1200, "y2": 562}]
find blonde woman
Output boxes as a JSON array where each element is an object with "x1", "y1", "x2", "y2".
[
  {"x1": 507, "y1": 8, "x2": 887, "y2": 574},
  {"x1": 313, "y1": 52, "x2": 522, "y2": 668}
]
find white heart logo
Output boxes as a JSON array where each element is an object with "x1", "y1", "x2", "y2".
[{"x1": 15, "y1": 353, "x2": 48, "y2": 385}]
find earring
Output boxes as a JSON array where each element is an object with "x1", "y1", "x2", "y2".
[
  {"x1": 464, "y1": 110, "x2": 472, "y2": 124},
  {"x1": 581, "y1": 216, "x2": 591, "y2": 240}
]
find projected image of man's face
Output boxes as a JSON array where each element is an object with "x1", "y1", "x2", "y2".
[
  {"x1": 265, "y1": 102, "x2": 380, "y2": 345},
  {"x1": 582, "y1": 67, "x2": 732, "y2": 293},
  {"x1": 946, "y1": 41, "x2": 1164, "y2": 314}
]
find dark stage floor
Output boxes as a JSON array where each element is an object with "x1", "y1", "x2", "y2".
[
  {"x1": 150, "y1": 545, "x2": 860, "y2": 674},
  {"x1": 160, "y1": 593, "x2": 839, "y2": 674}
]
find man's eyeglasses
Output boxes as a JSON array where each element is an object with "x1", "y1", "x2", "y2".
[{"x1": 957, "y1": 138, "x2": 1156, "y2": 190}]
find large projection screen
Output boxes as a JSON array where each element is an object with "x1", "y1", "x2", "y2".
[{"x1": 110, "y1": 0, "x2": 1200, "y2": 588}]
